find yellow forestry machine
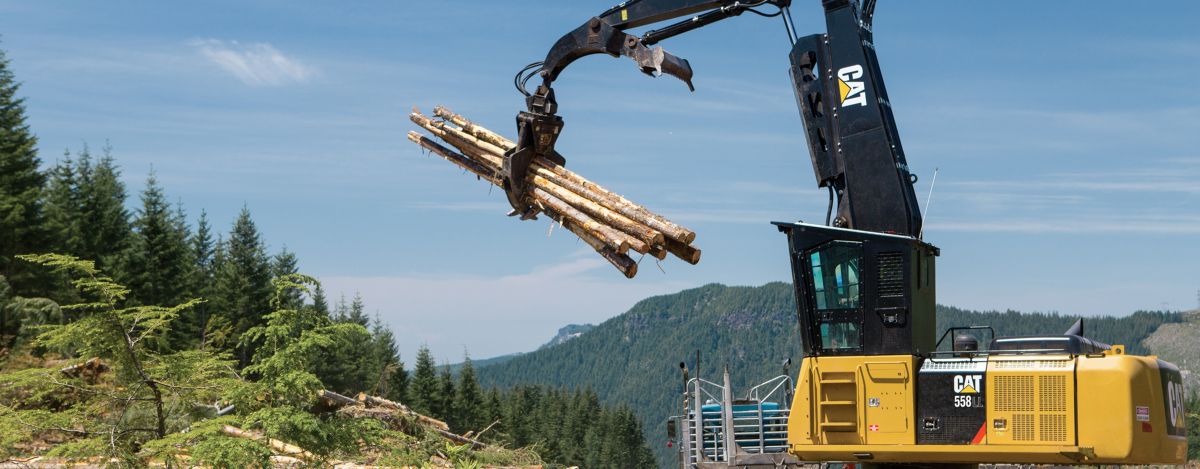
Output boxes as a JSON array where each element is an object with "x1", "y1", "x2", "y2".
[{"x1": 497, "y1": 1, "x2": 1189, "y2": 467}]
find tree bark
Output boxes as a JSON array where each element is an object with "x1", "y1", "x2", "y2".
[
  {"x1": 665, "y1": 238, "x2": 701, "y2": 265},
  {"x1": 317, "y1": 389, "x2": 358, "y2": 407},
  {"x1": 221, "y1": 425, "x2": 316, "y2": 461},
  {"x1": 406, "y1": 132, "x2": 499, "y2": 184},
  {"x1": 544, "y1": 211, "x2": 638, "y2": 279},
  {"x1": 356, "y1": 393, "x2": 451, "y2": 431},
  {"x1": 433, "y1": 105, "x2": 515, "y2": 151},
  {"x1": 532, "y1": 188, "x2": 633, "y2": 255}
]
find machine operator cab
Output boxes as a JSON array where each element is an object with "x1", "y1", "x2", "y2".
[
  {"x1": 775, "y1": 221, "x2": 939, "y2": 359},
  {"x1": 774, "y1": 221, "x2": 1187, "y2": 465}
]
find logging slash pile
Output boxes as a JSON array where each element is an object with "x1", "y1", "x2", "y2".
[{"x1": 407, "y1": 106, "x2": 700, "y2": 278}]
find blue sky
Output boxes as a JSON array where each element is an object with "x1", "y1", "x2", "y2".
[{"x1": 2, "y1": 1, "x2": 1198, "y2": 360}]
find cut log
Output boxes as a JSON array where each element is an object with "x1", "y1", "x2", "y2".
[
  {"x1": 544, "y1": 211, "x2": 638, "y2": 279},
  {"x1": 357, "y1": 393, "x2": 450, "y2": 431},
  {"x1": 474, "y1": 419, "x2": 501, "y2": 439},
  {"x1": 434, "y1": 105, "x2": 515, "y2": 150},
  {"x1": 406, "y1": 132, "x2": 499, "y2": 184},
  {"x1": 221, "y1": 425, "x2": 316, "y2": 461},
  {"x1": 665, "y1": 238, "x2": 701, "y2": 265},
  {"x1": 532, "y1": 188, "x2": 632, "y2": 255},
  {"x1": 411, "y1": 113, "x2": 505, "y2": 170},
  {"x1": 531, "y1": 177, "x2": 656, "y2": 252},
  {"x1": 433, "y1": 428, "x2": 488, "y2": 450},
  {"x1": 648, "y1": 244, "x2": 668, "y2": 261},
  {"x1": 317, "y1": 389, "x2": 358, "y2": 407},
  {"x1": 536, "y1": 162, "x2": 696, "y2": 245},
  {"x1": 407, "y1": 128, "x2": 639, "y2": 276},
  {"x1": 60, "y1": 357, "x2": 108, "y2": 382}
]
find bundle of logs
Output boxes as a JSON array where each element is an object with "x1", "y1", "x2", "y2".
[{"x1": 406, "y1": 106, "x2": 700, "y2": 278}]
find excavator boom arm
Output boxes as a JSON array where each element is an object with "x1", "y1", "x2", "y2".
[{"x1": 504, "y1": 0, "x2": 922, "y2": 238}]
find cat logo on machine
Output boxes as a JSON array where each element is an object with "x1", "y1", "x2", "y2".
[
  {"x1": 837, "y1": 65, "x2": 868, "y2": 107},
  {"x1": 953, "y1": 374, "x2": 982, "y2": 394},
  {"x1": 1166, "y1": 380, "x2": 1186, "y2": 429}
]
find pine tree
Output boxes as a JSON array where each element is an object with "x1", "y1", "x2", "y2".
[
  {"x1": 384, "y1": 353, "x2": 409, "y2": 403},
  {"x1": 0, "y1": 274, "x2": 59, "y2": 349},
  {"x1": 369, "y1": 315, "x2": 407, "y2": 400},
  {"x1": 126, "y1": 172, "x2": 194, "y2": 349},
  {"x1": 0, "y1": 47, "x2": 49, "y2": 295},
  {"x1": 232, "y1": 273, "x2": 385, "y2": 459},
  {"x1": 559, "y1": 388, "x2": 598, "y2": 464},
  {"x1": 408, "y1": 345, "x2": 439, "y2": 415},
  {"x1": 312, "y1": 292, "x2": 374, "y2": 395},
  {"x1": 213, "y1": 207, "x2": 272, "y2": 366},
  {"x1": 333, "y1": 294, "x2": 348, "y2": 322},
  {"x1": 436, "y1": 365, "x2": 457, "y2": 427},
  {"x1": 43, "y1": 151, "x2": 82, "y2": 256},
  {"x1": 310, "y1": 283, "x2": 330, "y2": 318},
  {"x1": 199, "y1": 235, "x2": 232, "y2": 350},
  {"x1": 187, "y1": 210, "x2": 216, "y2": 344},
  {"x1": 270, "y1": 247, "x2": 302, "y2": 310},
  {"x1": 127, "y1": 171, "x2": 192, "y2": 308},
  {"x1": 483, "y1": 387, "x2": 503, "y2": 431},
  {"x1": 347, "y1": 292, "x2": 367, "y2": 327},
  {"x1": 76, "y1": 145, "x2": 132, "y2": 276},
  {"x1": 454, "y1": 354, "x2": 483, "y2": 433}
]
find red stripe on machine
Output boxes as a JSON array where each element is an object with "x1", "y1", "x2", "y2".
[{"x1": 970, "y1": 423, "x2": 987, "y2": 444}]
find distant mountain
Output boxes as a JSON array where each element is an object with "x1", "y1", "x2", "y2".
[
  {"x1": 444, "y1": 323, "x2": 596, "y2": 373},
  {"x1": 538, "y1": 323, "x2": 595, "y2": 350},
  {"x1": 473, "y1": 282, "x2": 1185, "y2": 468}
]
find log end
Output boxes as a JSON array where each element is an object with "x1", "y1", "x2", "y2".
[{"x1": 623, "y1": 261, "x2": 638, "y2": 279}]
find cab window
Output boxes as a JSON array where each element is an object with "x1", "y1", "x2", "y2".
[
  {"x1": 809, "y1": 244, "x2": 861, "y2": 310},
  {"x1": 820, "y1": 322, "x2": 861, "y2": 351}
]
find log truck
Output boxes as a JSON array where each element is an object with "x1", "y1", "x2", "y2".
[{"x1": 498, "y1": 0, "x2": 1189, "y2": 467}]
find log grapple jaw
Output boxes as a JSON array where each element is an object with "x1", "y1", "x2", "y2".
[
  {"x1": 502, "y1": 86, "x2": 565, "y2": 219},
  {"x1": 503, "y1": 9, "x2": 705, "y2": 217}
]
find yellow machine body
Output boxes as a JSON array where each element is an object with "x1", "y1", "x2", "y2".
[{"x1": 786, "y1": 350, "x2": 1188, "y2": 465}]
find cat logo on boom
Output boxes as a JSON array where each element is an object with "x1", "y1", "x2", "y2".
[
  {"x1": 837, "y1": 64, "x2": 868, "y2": 107},
  {"x1": 953, "y1": 374, "x2": 982, "y2": 394}
]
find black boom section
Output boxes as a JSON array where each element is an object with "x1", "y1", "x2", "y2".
[{"x1": 788, "y1": 0, "x2": 923, "y2": 237}]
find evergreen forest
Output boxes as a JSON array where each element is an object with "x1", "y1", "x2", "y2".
[{"x1": 0, "y1": 46, "x2": 655, "y2": 467}]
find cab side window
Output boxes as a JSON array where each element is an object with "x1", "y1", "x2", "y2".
[
  {"x1": 809, "y1": 244, "x2": 861, "y2": 310},
  {"x1": 819, "y1": 321, "x2": 860, "y2": 351}
]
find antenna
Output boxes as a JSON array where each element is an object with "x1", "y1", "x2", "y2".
[{"x1": 918, "y1": 167, "x2": 939, "y2": 239}]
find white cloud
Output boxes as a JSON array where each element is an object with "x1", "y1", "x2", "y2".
[{"x1": 191, "y1": 39, "x2": 313, "y2": 86}]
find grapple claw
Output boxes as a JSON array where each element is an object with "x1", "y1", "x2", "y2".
[{"x1": 502, "y1": 106, "x2": 564, "y2": 215}]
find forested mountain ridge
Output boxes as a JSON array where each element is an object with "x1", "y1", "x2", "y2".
[
  {"x1": 474, "y1": 282, "x2": 1188, "y2": 468},
  {"x1": 539, "y1": 323, "x2": 596, "y2": 350}
]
